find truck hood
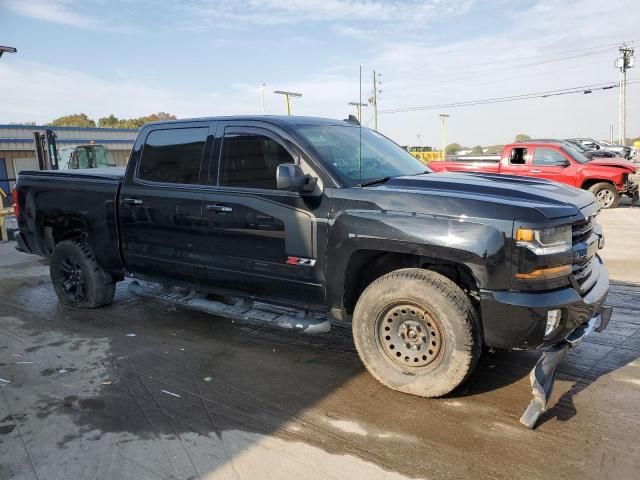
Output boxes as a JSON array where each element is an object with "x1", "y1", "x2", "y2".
[
  {"x1": 377, "y1": 172, "x2": 596, "y2": 220},
  {"x1": 586, "y1": 158, "x2": 637, "y2": 172}
]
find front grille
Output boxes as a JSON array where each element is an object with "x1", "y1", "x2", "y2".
[
  {"x1": 572, "y1": 217, "x2": 594, "y2": 245},
  {"x1": 571, "y1": 215, "x2": 597, "y2": 291}
]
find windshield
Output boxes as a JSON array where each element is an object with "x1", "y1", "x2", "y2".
[
  {"x1": 296, "y1": 125, "x2": 430, "y2": 185},
  {"x1": 561, "y1": 145, "x2": 589, "y2": 164}
]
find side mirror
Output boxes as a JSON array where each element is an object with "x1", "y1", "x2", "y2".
[{"x1": 276, "y1": 164, "x2": 318, "y2": 193}]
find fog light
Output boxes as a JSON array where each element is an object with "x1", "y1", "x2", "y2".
[{"x1": 545, "y1": 309, "x2": 562, "y2": 336}]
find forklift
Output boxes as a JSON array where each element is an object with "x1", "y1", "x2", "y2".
[{"x1": 33, "y1": 130, "x2": 116, "y2": 170}]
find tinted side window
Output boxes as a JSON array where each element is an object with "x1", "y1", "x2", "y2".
[
  {"x1": 139, "y1": 127, "x2": 207, "y2": 184},
  {"x1": 532, "y1": 148, "x2": 567, "y2": 166},
  {"x1": 220, "y1": 133, "x2": 294, "y2": 189}
]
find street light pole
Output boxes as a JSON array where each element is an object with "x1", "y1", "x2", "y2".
[
  {"x1": 0, "y1": 46, "x2": 17, "y2": 59},
  {"x1": 273, "y1": 90, "x2": 302, "y2": 116},
  {"x1": 260, "y1": 82, "x2": 266, "y2": 113},
  {"x1": 439, "y1": 114, "x2": 450, "y2": 160},
  {"x1": 348, "y1": 101, "x2": 368, "y2": 122}
]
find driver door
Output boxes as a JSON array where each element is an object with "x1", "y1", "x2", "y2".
[
  {"x1": 529, "y1": 146, "x2": 576, "y2": 186},
  {"x1": 201, "y1": 121, "x2": 329, "y2": 306}
]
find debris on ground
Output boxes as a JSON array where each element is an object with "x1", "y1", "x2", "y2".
[
  {"x1": 160, "y1": 389, "x2": 181, "y2": 398},
  {"x1": 126, "y1": 333, "x2": 136, "y2": 337},
  {"x1": 0, "y1": 378, "x2": 11, "y2": 384},
  {"x1": 101, "y1": 380, "x2": 118, "y2": 385},
  {"x1": 16, "y1": 361, "x2": 35, "y2": 365},
  {"x1": 203, "y1": 376, "x2": 212, "y2": 382}
]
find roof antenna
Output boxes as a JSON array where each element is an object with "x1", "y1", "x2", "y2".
[{"x1": 359, "y1": 64, "x2": 362, "y2": 185}]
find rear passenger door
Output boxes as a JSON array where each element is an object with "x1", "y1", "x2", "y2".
[
  {"x1": 119, "y1": 122, "x2": 215, "y2": 282},
  {"x1": 201, "y1": 121, "x2": 326, "y2": 306},
  {"x1": 500, "y1": 146, "x2": 531, "y2": 175}
]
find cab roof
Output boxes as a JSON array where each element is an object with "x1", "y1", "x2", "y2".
[{"x1": 142, "y1": 115, "x2": 355, "y2": 129}]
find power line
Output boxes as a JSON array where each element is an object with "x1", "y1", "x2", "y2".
[
  {"x1": 383, "y1": 49, "x2": 617, "y2": 94},
  {"x1": 385, "y1": 39, "x2": 638, "y2": 83},
  {"x1": 380, "y1": 81, "x2": 624, "y2": 114}
]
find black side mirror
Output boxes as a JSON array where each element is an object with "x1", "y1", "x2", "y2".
[{"x1": 276, "y1": 164, "x2": 318, "y2": 193}]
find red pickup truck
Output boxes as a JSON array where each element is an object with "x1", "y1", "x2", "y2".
[{"x1": 430, "y1": 140, "x2": 638, "y2": 208}]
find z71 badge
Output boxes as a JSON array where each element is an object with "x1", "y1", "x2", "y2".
[{"x1": 286, "y1": 256, "x2": 317, "y2": 266}]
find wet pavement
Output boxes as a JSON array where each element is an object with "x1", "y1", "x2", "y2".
[{"x1": 1, "y1": 207, "x2": 640, "y2": 479}]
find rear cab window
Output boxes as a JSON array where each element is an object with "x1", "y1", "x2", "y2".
[
  {"x1": 508, "y1": 147, "x2": 528, "y2": 165},
  {"x1": 138, "y1": 127, "x2": 208, "y2": 184}
]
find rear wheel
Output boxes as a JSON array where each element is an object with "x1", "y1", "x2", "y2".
[
  {"x1": 588, "y1": 182, "x2": 619, "y2": 209},
  {"x1": 352, "y1": 268, "x2": 481, "y2": 398},
  {"x1": 50, "y1": 240, "x2": 115, "y2": 308}
]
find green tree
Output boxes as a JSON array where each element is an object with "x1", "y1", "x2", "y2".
[
  {"x1": 97, "y1": 112, "x2": 177, "y2": 128},
  {"x1": 471, "y1": 145, "x2": 484, "y2": 154},
  {"x1": 49, "y1": 113, "x2": 96, "y2": 128},
  {"x1": 515, "y1": 133, "x2": 531, "y2": 142},
  {"x1": 98, "y1": 114, "x2": 120, "y2": 128},
  {"x1": 445, "y1": 143, "x2": 462, "y2": 154}
]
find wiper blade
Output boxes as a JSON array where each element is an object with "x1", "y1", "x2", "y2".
[{"x1": 358, "y1": 176, "x2": 391, "y2": 187}]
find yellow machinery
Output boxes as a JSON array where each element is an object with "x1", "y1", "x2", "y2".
[
  {"x1": 408, "y1": 147, "x2": 443, "y2": 164},
  {"x1": 0, "y1": 188, "x2": 14, "y2": 242}
]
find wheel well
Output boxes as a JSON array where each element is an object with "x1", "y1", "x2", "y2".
[
  {"x1": 581, "y1": 179, "x2": 615, "y2": 190},
  {"x1": 342, "y1": 250, "x2": 479, "y2": 318},
  {"x1": 40, "y1": 215, "x2": 88, "y2": 255}
]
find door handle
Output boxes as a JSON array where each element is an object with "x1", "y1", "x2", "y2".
[
  {"x1": 122, "y1": 197, "x2": 143, "y2": 206},
  {"x1": 530, "y1": 169, "x2": 542, "y2": 173},
  {"x1": 205, "y1": 204, "x2": 233, "y2": 213}
]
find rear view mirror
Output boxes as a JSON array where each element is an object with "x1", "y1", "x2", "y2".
[{"x1": 276, "y1": 164, "x2": 317, "y2": 193}]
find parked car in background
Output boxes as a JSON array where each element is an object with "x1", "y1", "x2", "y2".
[
  {"x1": 564, "y1": 139, "x2": 622, "y2": 159},
  {"x1": 429, "y1": 140, "x2": 638, "y2": 208},
  {"x1": 568, "y1": 137, "x2": 631, "y2": 159}
]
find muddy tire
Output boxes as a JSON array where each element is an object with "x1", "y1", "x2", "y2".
[
  {"x1": 352, "y1": 268, "x2": 481, "y2": 398},
  {"x1": 50, "y1": 240, "x2": 115, "y2": 308},
  {"x1": 588, "y1": 182, "x2": 619, "y2": 209}
]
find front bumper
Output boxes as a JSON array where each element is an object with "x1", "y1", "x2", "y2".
[{"x1": 480, "y1": 255, "x2": 609, "y2": 349}]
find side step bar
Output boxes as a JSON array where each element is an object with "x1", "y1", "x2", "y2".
[{"x1": 128, "y1": 281, "x2": 331, "y2": 335}]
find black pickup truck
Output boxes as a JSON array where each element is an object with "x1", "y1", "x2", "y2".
[{"x1": 13, "y1": 116, "x2": 611, "y2": 413}]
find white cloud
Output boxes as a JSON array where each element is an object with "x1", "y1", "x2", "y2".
[
  {"x1": 181, "y1": 0, "x2": 476, "y2": 29},
  {"x1": 0, "y1": 61, "x2": 360, "y2": 123},
  {"x1": 1, "y1": 0, "x2": 98, "y2": 27}
]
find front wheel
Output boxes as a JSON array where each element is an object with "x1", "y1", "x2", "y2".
[
  {"x1": 50, "y1": 240, "x2": 115, "y2": 308},
  {"x1": 352, "y1": 268, "x2": 481, "y2": 398},
  {"x1": 588, "y1": 182, "x2": 619, "y2": 209}
]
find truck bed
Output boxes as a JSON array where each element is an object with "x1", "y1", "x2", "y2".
[
  {"x1": 20, "y1": 167, "x2": 126, "y2": 181},
  {"x1": 430, "y1": 157, "x2": 501, "y2": 174},
  {"x1": 15, "y1": 168, "x2": 124, "y2": 274}
]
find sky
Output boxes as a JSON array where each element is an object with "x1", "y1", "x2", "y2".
[{"x1": 0, "y1": 0, "x2": 638, "y2": 147}]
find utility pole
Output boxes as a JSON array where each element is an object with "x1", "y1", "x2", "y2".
[
  {"x1": 273, "y1": 90, "x2": 302, "y2": 116},
  {"x1": 348, "y1": 101, "x2": 367, "y2": 122},
  {"x1": 616, "y1": 45, "x2": 635, "y2": 145},
  {"x1": 439, "y1": 114, "x2": 450, "y2": 160},
  {"x1": 370, "y1": 71, "x2": 381, "y2": 131},
  {"x1": 260, "y1": 82, "x2": 266, "y2": 113},
  {"x1": 609, "y1": 122, "x2": 614, "y2": 144}
]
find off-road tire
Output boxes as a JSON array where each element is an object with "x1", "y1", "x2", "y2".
[
  {"x1": 50, "y1": 240, "x2": 116, "y2": 308},
  {"x1": 352, "y1": 268, "x2": 481, "y2": 398},
  {"x1": 588, "y1": 182, "x2": 619, "y2": 209}
]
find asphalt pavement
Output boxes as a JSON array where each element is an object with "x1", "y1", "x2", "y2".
[{"x1": 0, "y1": 204, "x2": 639, "y2": 480}]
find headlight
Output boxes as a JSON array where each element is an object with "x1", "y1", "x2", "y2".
[{"x1": 516, "y1": 225, "x2": 572, "y2": 255}]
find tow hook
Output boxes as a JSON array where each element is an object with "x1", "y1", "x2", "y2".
[{"x1": 519, "y1": 306, "x2": 612, "y2": 429}]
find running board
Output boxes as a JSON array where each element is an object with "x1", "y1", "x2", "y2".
[{"x1": 128, "y1": 281, "x2": 331, "y2": 334}]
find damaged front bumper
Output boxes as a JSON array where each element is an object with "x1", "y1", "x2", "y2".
[{"x1": 519, "y1": 305, "x2": 612, "y2": 429}]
